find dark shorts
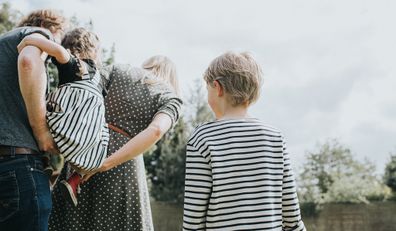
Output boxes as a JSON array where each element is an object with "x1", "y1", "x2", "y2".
[{"x1": 0, "y1": 153, "x2": 52, "y2": 231}]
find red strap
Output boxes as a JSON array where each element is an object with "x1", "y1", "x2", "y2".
[{"x1": 108, "y1": 123, "x2": 131, "y2": 138}]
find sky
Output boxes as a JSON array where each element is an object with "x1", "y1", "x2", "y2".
[{"x1": 4, "y1": 0, "x2": 396, "y2": 174}]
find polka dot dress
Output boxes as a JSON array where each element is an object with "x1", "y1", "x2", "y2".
[{"x1": 49, "y1": 65, "x2": 182, "y2": 231}]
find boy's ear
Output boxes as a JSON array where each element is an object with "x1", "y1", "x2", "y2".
[{"x1": 213, "y1": 80, "x2": 223, "y2": 97}]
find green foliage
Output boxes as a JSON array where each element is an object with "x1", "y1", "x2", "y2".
[
  {"x1": 102, "y1": 43, "x2": 116, "y2": 66},
  {"x1": 145, "y1": 81, "x2": 214, "y2": 203},
  {"x1": 145, "y1": 117, "x2": 189, "y2": 203},
  {"x1": 186, "y1": 79, "x2": 214, "y2": 128},
  {"x1": 384, "y1": 154, "x2": 396, "y2": 193},
  {"x1": 48, "y1": 63, "x2": 59, "y2": 90},
  {"x1": 0, "y1": 2, "x2": 21, "y2": 34},
  {"x1": 300, "y1": 202, "x2": 318, "y2": 217},
  {"x1": 298, "y1": 140, "x2": 391, "y2": 208}
]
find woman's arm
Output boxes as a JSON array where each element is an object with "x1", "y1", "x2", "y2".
[
  {"x1": 17, "y1": 35, "x2": 70, "y2": 64},
  {"x1": 82, "y1": 113, "x2": 172, "y2": 181},
  {"x1": 104, "y1": 113, "x2": 172, "y2": 169}
]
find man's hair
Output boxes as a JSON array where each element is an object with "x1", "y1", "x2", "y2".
[
  {"x1": 204, "y1": 51, "x2": 263, "y2": 106},
  {"x1": 61, "y1": 27, "x2": 101, "y2": 64},
  {"x1": 17, "y1": 9, "x2": 67, "y2": 33}
]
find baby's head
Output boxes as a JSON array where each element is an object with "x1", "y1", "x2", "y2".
[
  {"x1": 142, "y1": 55, "x2": 180, "y2": 95},
  {"x1": 61, "y1": 27, "x2": 101, "y2": 65},
  {"x1": 204, "y1": 51, "x2": 263, "y2": 107}
]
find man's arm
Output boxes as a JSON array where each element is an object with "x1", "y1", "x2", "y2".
[{"x1": 18, "y1": 38, "x2": 59, "y2": 154}]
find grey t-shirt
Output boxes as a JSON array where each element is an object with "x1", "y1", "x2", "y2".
[{"x1": 0, "y1": 26, "x2": 52, "y2": 152}]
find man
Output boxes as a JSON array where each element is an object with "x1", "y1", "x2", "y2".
[{"x1": 0, "y1": 9, "x2": 68, "y2": 231}]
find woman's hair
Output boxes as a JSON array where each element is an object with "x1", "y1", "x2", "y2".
[
  {"x1": 17, "y1": 9, "x2": 68, "y2": 35},
  {"x1": 142, "y1": 55, "x2": 180, "y2": 95},
  {"x1": 204, "y1": 51, "x2": 263, "y2": 106},
  {"x1": 61, "y1": 27, "x2": 101, "y2": 65}
]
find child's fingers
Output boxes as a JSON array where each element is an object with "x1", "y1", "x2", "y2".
[
  {"x1": 81, "y1": 172, "x2": 95, "y2": 183},
  {"x1": 17, "y1": 43, "x2": 24, "y2": 53}
]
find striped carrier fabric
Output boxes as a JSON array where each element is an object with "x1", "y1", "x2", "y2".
[{"x1": 46, "y1": 71, "x2": 109, "y2": 171}]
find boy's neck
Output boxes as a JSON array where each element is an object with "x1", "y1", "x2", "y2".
[{"x1": 216, "y1": 103, "x2": 249, "y2": 120}]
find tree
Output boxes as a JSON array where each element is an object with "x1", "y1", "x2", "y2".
[
  {"x1": 144, "y1": 80, "x2": 214, "y2": 203},
  {"x1": 102, "y1": 43, "x2": 116, "y2": 66},
  {"x1": 144, "y1": 117, "x2": 189, "y2": 203},
  {"x1": 186, "y1": 79, "x2": 214, "y2": 128},
  {"x1": 298, "y1": 140, "x2": 391, "y2": 206},
  {"x1": 0, "y1": 2, "x2": 21, "y2": 34},
  {"x1": 384, "y1": 154, "x2": 396, "y2": 193}
]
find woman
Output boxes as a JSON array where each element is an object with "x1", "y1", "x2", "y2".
[{"x1": 49, "y1": 56, "x2": 182, "y2": 231}]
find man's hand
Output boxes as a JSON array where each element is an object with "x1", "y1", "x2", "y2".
[{"x1": 35, "y1": 127, "x2": 59, "y2": 154}]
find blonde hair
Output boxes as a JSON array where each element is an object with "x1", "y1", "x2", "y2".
[
  {"x1": 61, "y1": 27, "x2": 101, "y2": 65},
  {"x1": 17, "y1": 9, "x2": 68, "y2": 35},
  {"x1": 204, "y1": 51, "x2": 263, "y2": 106},
  {"x1": 142, "y1": 55, "x2": 180, "y2": 95}
]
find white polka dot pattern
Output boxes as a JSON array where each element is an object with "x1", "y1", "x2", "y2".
[{"x1": 49, "y1": 65, "x2": 182, "y2": 231}]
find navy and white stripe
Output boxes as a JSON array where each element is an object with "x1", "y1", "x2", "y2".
[
  {"x1": 183, "y1": 118, "x2": 305, "y2": 231},
  {"x1": 46, "y1": 71, "x2": 109, "y2": 171}
]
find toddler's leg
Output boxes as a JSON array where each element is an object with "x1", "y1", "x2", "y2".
[
  {"x1": 51, "y1": 154, "x2": 64, "y2": 173},
  {"x1": 48, "y1": 154, "x2": 65, "y2": 189},
  {"x1": 59, "y1": 171, "x2": 82, "y2": 207},
  {"x1": 42, "y1": 152, "x2": 54, "y2": 176}
]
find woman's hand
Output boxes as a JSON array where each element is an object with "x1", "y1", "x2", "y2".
[
  {"x1": 81, "y1": 158, "x2": 113, "y2": 183},
  {"x1": 81, "y1": 169, "x2": 100, "y2": 183}
]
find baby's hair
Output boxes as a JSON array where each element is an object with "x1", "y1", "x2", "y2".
[
  {"x1": 61, "y1": 27, "x2": 101, "y2": 65},
  {"x1": 142, "y1": 55, "x2": 180, "y2": 95},
  {"x1": 204, "y1": 51, "x2": 263, "y2": 106},
  {"x1": 17, "y1": 9, "x2": 68, "y2": 34}
]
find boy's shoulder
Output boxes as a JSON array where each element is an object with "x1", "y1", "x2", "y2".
[
  {"x1": 187, "y1": 121, "x2": 216, "y2": 142},
  {"x1": 188, "y1": 118, "x2": 283, "y2": 146}
]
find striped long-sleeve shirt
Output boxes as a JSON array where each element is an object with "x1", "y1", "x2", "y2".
[
  {"x1": 183, "y1": 118, "x2": 305, "y2": 231},
  {"x1": 46, "y1": 59, "x2": 109, "y2": 171}
]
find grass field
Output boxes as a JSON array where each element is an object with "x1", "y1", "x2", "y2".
[{"x1": 151, "y1": 201, "x2": 396, "y2": 231}]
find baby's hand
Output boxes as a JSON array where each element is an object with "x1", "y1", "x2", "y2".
[{"x1": 17, "y1": 38, "x2": 29, "y2": 53}]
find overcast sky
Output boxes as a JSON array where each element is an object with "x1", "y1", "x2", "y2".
[{"x1": 5, "y1": 0, "x2": 396, "y2": 174}]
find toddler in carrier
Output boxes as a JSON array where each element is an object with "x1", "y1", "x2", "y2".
[{"x1": 18, "y1": 27, "x2": 109, "y2": 206}]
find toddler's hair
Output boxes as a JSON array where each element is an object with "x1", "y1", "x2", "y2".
[
  {"x1": 204, "y1": 51, "x2": 263, "y2": 106},
  {"x1": 61, "y1": 27, "x2": 101, "y2": 65}
]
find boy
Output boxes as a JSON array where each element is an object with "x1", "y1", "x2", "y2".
[
  {"x1": 17, "y1": 28, "x2": 109, "y2": 206},
  {"x1": 183, "y1": 51, "x2": 306, "y2": 231}
]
